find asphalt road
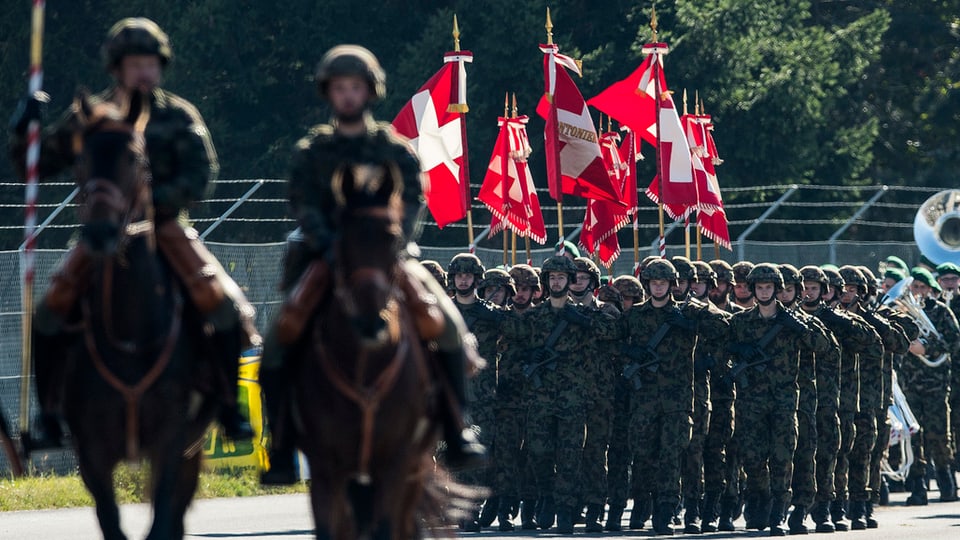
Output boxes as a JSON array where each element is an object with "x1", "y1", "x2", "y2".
[{"x1": 2, "y1": 490, "x2": 958, "y2": 539}]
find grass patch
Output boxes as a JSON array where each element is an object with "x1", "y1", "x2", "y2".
[{"x1": 0, "y1": 466, "x2": 306, "y2": 512}]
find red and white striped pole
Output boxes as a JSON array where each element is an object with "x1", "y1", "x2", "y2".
[{"x1": 20, "y1": 0, "x2": 46, "y2": 438}]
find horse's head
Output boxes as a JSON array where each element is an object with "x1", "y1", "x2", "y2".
[
  {"x1": 72, "y1": 91, "x2": 152, "y2": 255},
  {"x1": 331, "y1": 162, "x2": 404, "y2": 346}
]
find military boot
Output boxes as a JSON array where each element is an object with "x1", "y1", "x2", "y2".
[
  {"x1": 537, "y1": 495, "x2": 556, "y2": 530},
  {"x1": 787, "y1": 505, "x2": 809, "y2": 535},
  {"x1": 435, "y1": 348, "x2": 487, "y2": 470},
  {"x1": 497, "y1": 497, "x2": 517, "y2": 532},
  {"x1": 605, "y1": 504, "x2": 625, "y2": 532},
  {"x1": 478, "y1": 496, "x2": 499, "y2": 528},
  {"x1": 847, "y1": 500, "x2": 867, "y2": 530},
  {"x1": 936, "y1": 466, "x2": 959, "y2": 502},
  {"x1": 652, "y1": 501, "x2": 676, "y2": 536},
  {"x1": 701, "y1": 491, "x2": 721, "y2": 533},
  {"x1": 768, "y1": 499, "x2": 787, "y2": 537},
  {"x1": 905, "y1": 466, "x2": 928, "y2": 506},
  {"x1": 259, "y1": 334, "x2": 298, "y2": 486},
  {"x1": 584, "y1": 503, "x2": 605, "y2": 533},
  {"x1": 629, "y1": 496, "x2": 652, "y2": 529},
  {"x1": 718, "y1": 495, "x2": 738, "y2": 532},
  {"x1": 520, "y1": 498, "x2": 538, "y2": 530},
  {"x1": 745, "y1": 492, "x2": 771, "y2": 531},
  {"x1": 683, "y1": 497, "x2": 702, "y2": 534},
  {"x1": 864, "y1": 501, "x2": 877, "y2": 529},
  {"x1": 555, "y1": 505, "x2": 575, "y2": 534},
  {"x1": 810, "y1": 500, "x2": 835, "y2": 533},
  {"x1": 829, "y1": 498, "x2": 849, "y2": 531}
]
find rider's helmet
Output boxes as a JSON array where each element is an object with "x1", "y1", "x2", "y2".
[
  {"x1": 102, "y1": 18, "x2": 173, "y2": 70},
  {"x1": 315, "y1": 44, "x2": 386, "y2": 102}
]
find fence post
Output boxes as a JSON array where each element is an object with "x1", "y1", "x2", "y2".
[
  {"x1": 199, "y1": 179, "x2": 265, "y2": 240},
  {"x1": 736, "y1": 185, "x2": 799, "y2": 261},
  {"x1": 827, "y1": 185, "x2": 889, "y2": 265},
  {"x1": 17, "y1": 187, "x2": 79, "y2": 250}
]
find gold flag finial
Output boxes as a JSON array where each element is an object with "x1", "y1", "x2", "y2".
[
  {"x1": 683, "y1": 89, "x2": 688, "y2": 116},
  {"x1": 504, "y1": 92, "x2": 509, "y2": 117},
  {"x1": 453, "y1": 14, "x2": 461, "y2": 52},
  {"x1": 651, "y1": 4, "x2": 659, "y2": 42},
  {"x1": 546, "y1": 7, "x2": 554, "y2": 45},
  {"x1": 695, "y1": 90, "x2": 700, "y2": 115},
  {"x1": 511, "y1": 93, "x2": 518, "y2": 119}
]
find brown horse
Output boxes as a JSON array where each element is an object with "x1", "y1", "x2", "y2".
[
  {"x1": 56, "y1": 93, "x2": 223, "y2": 540},
  {"x1": 289, "y1": 163, "x2": 447, "y2": 540}
]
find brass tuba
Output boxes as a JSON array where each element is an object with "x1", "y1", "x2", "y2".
[
  {"x1": 914, "y1": 189, "x2": 960, "y2": 266},
  {"x1": 881, "y1": 277, "x2": 948, "y2": 368}
]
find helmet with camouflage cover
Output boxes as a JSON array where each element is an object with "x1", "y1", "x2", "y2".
[
  {"x1": 639, "y1": 255, "x2": 660, "y2": 275},
  {"x1": 746, "y1": 262, "x2": 784, "y2": 291},
  {"x1": 670, "y1": 256, "x2": 698, "y2": 282},
  {"x1": 778, "y1": 263, "x2": 803, "y2": 286},
  {"x1": 597, "y1": 284, "x2": 623, "y2": 307},
  {"x1": 641, "y1": 258, "x2": 679, "y2": 284},
  {"x1": 692, "y1": 260, "x2": 717, "y2": 289},
  {"x1": 612, "y1": 275, "x2": 644, "y2": 302},
  {"x1": 478, "y1": 268, "x2": 516, "y2": 298},
  {"x1": 102, "y1": 18, "x2": 173, "y2": 70},
  {"x1": 821, "y1": 266, "x2": 845, "y2": 289},
  {"x1": 420, "y1": 260, "x2": 447, "y2": 290},
  {"x1": 448, "y1": 253, "x2": 485, "y2": 282},
  {"x1": 839, "y1": 265, "x2": 867, "y2": 296},
  {"x1": 315, "y1": 44, "x2": 386, "y2": 102},
  {"x1": 800, "y1": 265, "x2": 829, "y2": 296},
  {"x1": 509, "y1": 264, "x2": 541, "y2": 291},
  {"x1": 710, "y1": 259, "x2": 736, "y2": 285},
  {"x1": 540, "y1": 255, "x2": 578, "y2": 290},
  {"x1": 732, "y1": 261, "x2": 755, "y2": 286},
  {"x1": 857, "y1": 265, "x2": 879, "y2": 296},
  {"x1": 573, "y1": 257, "x2": 602, "y2": 289}
]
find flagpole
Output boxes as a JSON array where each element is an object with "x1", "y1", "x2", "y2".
[
  {"x1": 451, "y1": 16, "x2": 475, "y2": 250},
  {"x1": 501, "y1": 92, "x2": 510, "y2": 267},
  {"x1": 21, "y1": 0, "x2": 45, "y2": 443},
  {"x1": 511, "y1": 231, "x2": 517, "y2": 266},
  {"x1": 545, "y1": 8, "x2": 565, "y2": 251},
  {"x1": 525, "y1": 236, "x2": 532, "y2": 265},
  {"x1": 651, "y1": 7, "x2": 666, "y2": 258},
  {"x1": 510, "y1": 93, "x2": 519, "y2": 267},
  {"x1": 696, "y1": 212, "x2": 703, "y2": 260},
  {"x1": 682, "y1": 88, "x2": 691, "y2": 259}
]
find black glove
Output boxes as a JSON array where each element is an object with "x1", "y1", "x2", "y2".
[
  {"x1": 531, "y1": 348, "x2": 549, "y2": 364},
  {"x1": 8, "y1": 91, "x2": 50, "y2": 136},
  {"x1": 777, "y1": 309, "x2": 807, "y2": 335},
  {"x1": 728, "y1": 342, "x2": 758, "y2": 362},
  {"x1": 666, "y1": 308, "x2": 696, "y2": 331},
  {"x1": 560, "y1": 306, "x2": 593, "y2": 327}
]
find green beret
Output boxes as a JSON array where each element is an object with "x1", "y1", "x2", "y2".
[
  {"x1": 910, "y1": 267, "x2": 937, "y2": 288},
  {"x1": 885, "y1": 255, "x2": 909, "y2": 272},
  {"x1": 936, "y1": 262, "x2": 960, "y2": 277},
  {"x1": 555, "y1": 240, "x2": 581, "y2": 258},
  {"x1": 919, "y1": 254, "x2": 937, "y2": 270},
  {"x1": 884, "y1": 268, "x2": 906, "y2": 282}
]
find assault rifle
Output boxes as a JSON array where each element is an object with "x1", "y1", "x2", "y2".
[{"x1": 522, "y1": 350, "x2": 559, "y2": 389}]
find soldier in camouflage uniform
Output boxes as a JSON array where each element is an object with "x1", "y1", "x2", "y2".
[
  {"x1": 838, "y1": 265, "x2": 902, "y2": 528},
  {"x1": 605, "y1": 275, "x2": 644, "y2": 531},
  {"x1": 821, "y1": 266, "x2": 844, "y2": 309},
  {"x1": 568, "y1": 257, "x2": 621, "y2": 532},
  {"x1": 8, "y1": 17, "x2": 259, "y2": 449},
  {"x1": 447, "y1": 253, "x2": 507, "y2": 530},
  {"x1": 478, "y1": 267, "x2": 515, "y2": 307},
  {"x1": 777, "y1": 264, "x2": 837, "y2": 534},
  {"x1": 936, "y1": 263, "x2": 960, "y2": 480},
  {"x1": 495, "y1": 264, "x2": 541, "y2": 530},
  {"x1": 731, "y1": 261, "x2": 757, "y2": 311},
  {"x1": 619, "y1": 259, "x2": 729, "y2": 535},
  {"x1": 726, "y1": 263, "x2": 832, "y2": 536},
  {"x1": 707, "y1": 260, "x2": 741, "y2": 314},
  {"x1": 260, "y1": 45, "x2": 485, "y2": 483},
  {"x1": 499, "y1": 255, "x2": 617, "y2": 534},
  {"x1": 900, "y1": 268, "x2": 960, "y2": 504},
  {"x1": 420, "y1": 259, "x2": 448, "y2": 291}
]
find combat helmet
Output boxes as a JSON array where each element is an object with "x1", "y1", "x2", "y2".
[
  {"x1": 448, "y1": 253, "x2": 485, "y2": 282},
  {"x1": 573, "y1": 257, "x2": 602, "y2": 289},
  {"x1": 102, "y1": 18, "x2": 172, "y2": 70},
  {"x1": 839, "y1": 265, "x2": 868, "y2": 296},
  {"x1": 732, "y1": 261, "x2": 755, "y2": 286},
  {"x1": 821, "y1": 266, "x2": 845, "y2": 290},
  {"x1": 710, "y1": 259, "x2": 736, "y2": 285},
  {"x1": 612, "y1": 275, "x2": 644, "y2": 302},
  {"x1": 800, "y1": 265, "x2": 829, "y2": 296},
  {"x1": 420, "y1": 260, "x2": 447, "y2": 290},
  {"x1": 478, "y1": 268, "x2": 516, "y2": 298},
  {"x1": 778, "y1": 263, "x2": 803, "y2": 286},
  {"x1": 641, "y1": 258, "x2": 679, "y2": 285},
  {"x1": 670, "y1": 256, "x2": 698, "y2": 282},
  {"x1": 509, "y1": 264, "x2": 541, "y2": 291},
  {"x1": 315, "y1": 44, "x2": 386, "y2": 101},
  {"x1": 692, "y1": 260, "x2": 717, "y2": 289},
  {"x1": 540, "y1": 255, "x2": 578, "y2": 289},
  {"x1": 745, "y1": 263, "x2": 784, "y2": 291}
]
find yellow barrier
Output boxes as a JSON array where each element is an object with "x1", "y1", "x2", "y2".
[{"x1": 202, "y1": 353, "x2": 269, "y2": 470}]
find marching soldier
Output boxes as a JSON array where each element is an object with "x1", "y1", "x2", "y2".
[
  {"x1": 731, "y1": 261, "x2": 756, "y2": 310},
  {"x1": 259, "y1": 45, "x2": 485, "y2": 483},
  {"x1": 420, "y1": 259, "x2": 448, "y2": 292},
  {"x1": 726, "y1": 263, "x2": 832, "y2": 536},
  {"x1": 8, "y1": 17, "x2": 258, "y2": 448},
  {"x1": 821, "y1": 266, "x2": 844, "y2": 309},
  {"x1": 478, "y1": 267, "x2": 516, "y2": 307},
  {"x1": 708, "y1": 259, "x2": 742, "y2": 313}
]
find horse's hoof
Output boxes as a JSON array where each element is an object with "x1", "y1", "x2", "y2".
[{"x1": 260, "y1": 467, "x2": 298, "y2": 486}]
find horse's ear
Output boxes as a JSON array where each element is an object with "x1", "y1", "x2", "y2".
[{"x1": 126, "y1": 90, "x2": 151, "y2": 132}]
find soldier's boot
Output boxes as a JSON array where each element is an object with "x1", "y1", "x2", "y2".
[
  {"x1": 537, "y1": 495, "x2": 556, "y2": 530},
  {"x1": 810, "y1": 500, "x2": 835, "y2": 533},
  {"x1": 701, "y1": 491, "x2": 721, "y2": 533},
  {"x1": 652, "y1": 502, "x2": 675, "y2": 536},
  {"x1": 556, "y1": 505, "x2": 575, "y2": 535},
  {"x1": 829, "y1": 498, "x2": 849, "y2": 531},
  {"x1": 478, "y1": 496, "x2": 499, "y2": 528},
  {"x1": 878, "y1": 477, "x2": 890, "y2": 506},
  {"x1": 605, "y1": 504, "x2": 625, "y2": 532},
  {"x1": 936, "y1": 466, "x2": 959, "y2": 502},
  {"x1": 683, "y1": 497, "x2": 703, "y2": 534},
  {"x1": 583, "y1": 503, "x2": 604, "y2": 532},
  {"x1": 745, "y1": 492, "x2": 771, "y2": 531},
  {"x1": 497, "y1": 497, "x2": 517, "y2": 532},
  {"x1": 787, "y1": 505, "x2": 809, "y2": 535},
  {"x1": 630, "y1": 496, "x2": 652, "y2": 529},
  {"x1": 520, "y1": 498, "x2": 538, "y2": 530},
  {"x1": 768, "y1": 500, "x2": 787, "y2": 537},
  {"x1": 905, "y1": 467, "x2": 928, "y2": 506},
  {"x1": 718, "y1": 495, "x2": 738, "y2": 532},
  {"x1": 847, "y1": 500, "x2": 867, "y2": 531},
  {"x1": 864, "y1": 501, "x2": 877, "y2": 529}
]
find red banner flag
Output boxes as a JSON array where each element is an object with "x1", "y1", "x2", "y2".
[
  {"x1": 537, "y1": 44, "x2": 623, "y2": 205},
  {"x1": 478, "y1": 115, "x2": 547, "y2": 244},
  {"x1": 587, "y1": 53, "x2": 659, "y2": 145},
  {"x1": 392, "y1": 53, "x2": 472, "y2": 229},
  {"x1": 580, "y1": 131, "x2": 631, "y2": 267}
]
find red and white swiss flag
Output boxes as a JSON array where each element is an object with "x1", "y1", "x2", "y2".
[{"x1": 392, "y1": 58, "x2": 469, "y2": 229}]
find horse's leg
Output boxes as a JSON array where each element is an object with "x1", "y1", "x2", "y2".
[
  {"x1": 309, "y1": 478, "x2": 336, "y2": 540},
  {"x1": 146, "y1": 428, "x2": 191, "y2": 540},
  {"x1": 167, "y1": 450, "x2": 202, "y2": 539},
  {"x1": 76, "y1": 447, "x2": 126, "y2": 540}
]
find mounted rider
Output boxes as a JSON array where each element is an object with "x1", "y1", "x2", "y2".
[{"x1": 8, "y1": 17, "x2": 259, "y2": 449}]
